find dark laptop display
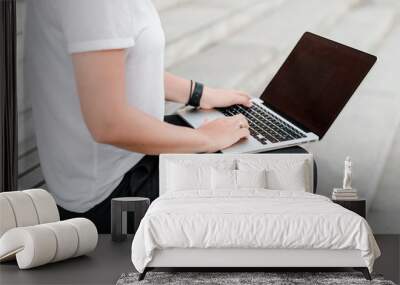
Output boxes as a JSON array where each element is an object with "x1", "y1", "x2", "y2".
[
  {"x1": 261, "y1": 32, "x2": 377, "y2": 138},
  {"x1": 180, "y1": 31, "x2": 378, "y2": 152}
]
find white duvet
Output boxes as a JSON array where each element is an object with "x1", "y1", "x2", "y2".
[{"x1": 131, "y1": 190, "x2": 380, "y2": 273}]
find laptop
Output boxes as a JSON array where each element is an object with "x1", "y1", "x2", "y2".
[{"x1": 178, "y1": 32, "x2": 377, "y2": 153}]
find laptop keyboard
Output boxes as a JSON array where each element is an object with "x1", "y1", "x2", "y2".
[{"x1": 217, "y1": 103, "x2": 307, "y2": 145}]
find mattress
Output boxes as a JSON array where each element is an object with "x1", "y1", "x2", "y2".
[{"x1": 131, "y1": 190, "x2": 380, "y2": 273}]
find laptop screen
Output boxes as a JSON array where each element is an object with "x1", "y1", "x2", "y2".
[{"x1": 260, "y1": 32, "x2": 376, "y2": 139}]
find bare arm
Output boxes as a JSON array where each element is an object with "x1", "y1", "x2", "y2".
[
  {"x1": 72, "y1": 50, "x2": 249, "y2": 154},
  {"x1": 164, "y1": 72, "x2": 253, "y2": 109}
]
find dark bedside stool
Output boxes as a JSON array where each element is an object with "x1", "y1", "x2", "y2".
[
  {"x1": 332, "y1": 199, "x2": 366, "y2": 218},
  {"x1": 111, "y1": 197, "x2": 150, "y2": 242}
]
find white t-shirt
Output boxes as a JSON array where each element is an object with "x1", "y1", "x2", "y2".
[{"x1": 25, "y1": 0, "x2": 165, "y2": 212}]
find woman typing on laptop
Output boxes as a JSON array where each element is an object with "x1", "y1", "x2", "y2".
[{"x1": 26, "y1": 0, "x2": 251, "y2": 232}]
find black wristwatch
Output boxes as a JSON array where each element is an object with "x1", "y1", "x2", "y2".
[{"x1": 187, "y1": 82, "x2": 204, "y2": 108}]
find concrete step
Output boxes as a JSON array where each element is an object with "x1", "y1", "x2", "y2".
[
  {"x1": 165, "y1": 0, "x2": 359, "y2": 114},
  {"x1": 153, "y1": 0, "x2": 190, "y2": 11},
  {"x1": 238, "y1": 1, "x2": 396, "y2": 96},
  {"x1": 232, "y1": 0, "x2": 362, "y2": 95},
  {"x1": 18, "y1": 165, "x2": 45, "y2": 190},
  {"x1": 161, "y1": 0, "x2": 285, "y2": 68},
  {"x1": 165, "y1": 43, "x2": 276, "y2": 114},
  {"x1": 320, "y1": 5, "x2": 396, "y2": 53}
]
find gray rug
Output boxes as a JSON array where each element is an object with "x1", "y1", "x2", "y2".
[{"x1": 117, "y1": 272, "x2": 396, "y2": 285}]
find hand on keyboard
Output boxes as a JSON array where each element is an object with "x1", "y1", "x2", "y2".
[
  {"x1": 218, "y1": 104, "x2": 307, "y2": 145},
  {"x1": 197, "y1": 114, "x2": 250, "y2": 152},
  {"x1": 199, "y1": 87, "x2": 252, "y2": 109}
]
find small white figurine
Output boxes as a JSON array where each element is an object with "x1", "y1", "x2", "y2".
[{"x1": 342, "y1": 156, "x2": 352, "y2": 190}]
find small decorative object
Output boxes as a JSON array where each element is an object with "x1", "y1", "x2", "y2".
[
  {"x1": 343, "y1": 156, "x2": 352, "y2": 190},
  {"x1": 332, "y1": 156, "x2": 358, "y2": 200}
]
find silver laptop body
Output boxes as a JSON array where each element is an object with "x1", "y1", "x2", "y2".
[
  {"x1": 177, "y1": 32, "x2": 377, "y2": 154},
  {"x1": 178, "y1": 97, "x2": 318, "y2": 153}
]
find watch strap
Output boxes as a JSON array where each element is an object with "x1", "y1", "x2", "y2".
[{"x1": 188, "y1": 82, "x2": 204, "y2": 108}]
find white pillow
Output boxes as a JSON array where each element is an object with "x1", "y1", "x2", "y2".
[
  {"x1": 167, "y1": 163, "x2": 211, "y2": 191},
  {"x1": 211, "y1": 169, "x2": 268, "y2": 190},
  {"x1": 266, "y1": 161, "x2": 308, "y2": 191},
  {"x1": 211, "y1": 168, "x2": 236, "y2": 190},
  {"x1": 236, "y1": 169, "x2": 268, "y2": 189},
  {"x1": 238, "y1": 159, "x2": 309, "y2": 192},
  {"x1": 166, "y1": 159, "x2": 237, "y2": 192}
]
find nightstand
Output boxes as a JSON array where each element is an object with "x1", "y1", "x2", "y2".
[
  {"x1": 332, "y1": 199, "x2": 366, "y2": 218},
  {"x1": 111, "y1": 197, "x2": 150, "y2": 242}
]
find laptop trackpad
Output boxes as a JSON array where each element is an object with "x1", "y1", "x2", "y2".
[{"x1": 178, "y1": 107, "x2": 225, "y2": 129}]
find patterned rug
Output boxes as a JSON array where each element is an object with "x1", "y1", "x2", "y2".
[{"x1": 117, "y1": 272, "x2": 396, "y2": 285}]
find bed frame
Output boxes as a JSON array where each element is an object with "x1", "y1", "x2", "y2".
[
  {"x1": 140, "y1": 248, "x2": 370, "y2": 280},
  {"x1": 138, "y1": 154, "x2": 372, "y2": 281}
]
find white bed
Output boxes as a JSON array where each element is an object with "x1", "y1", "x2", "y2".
[{"x1": 131, "y1": 154, "x2": 380, "y2": 280}]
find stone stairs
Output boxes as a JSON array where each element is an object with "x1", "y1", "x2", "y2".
[
  {"x1": 162, "y1": 0, "x2": 399, "y2": 111},
  {"x1": 164, "y1": 0, "x2": 360, "y2": 113},
  {"x1": 16, "y1": 0, "x2": 400, "y2": 233},
  {"x1": 153, "y1": 0, "x2": 190, "y2": 12},
  {"x1": 160, "y1": 0, "x2": 400, "y2": 233},
  {"x1": 161, "y1": 0, "x2": 285, "y2": 68}
]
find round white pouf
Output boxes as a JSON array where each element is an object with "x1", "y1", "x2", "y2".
[
  {"x1": 0, "y1": 226, "x2": 57, "y2": 269},
  {"x1": 0, "y1": 196, "x2": 17, "y2": 237},
  {"x1": 66, "y1": 218, "x2": 98, "y2": 257},
  {"x1": 42, "y1": 221, "x2": 79, "y2": 262},
  {"x1": 0, "y1": 219, "x2": 98, "y2": 269},
  {"x1": 23, "y1": 189, "x2": 60, "y2": 223},
  {"x1": 1, "y1": 192, "x2": 39, "y2": 227}
]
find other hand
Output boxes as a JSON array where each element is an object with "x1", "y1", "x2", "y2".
[
  {"x1": 197, "y1": 114, "x2": 250, "y2": 152},
  {"x1": 200, "y1": 87, "x2": 252, "y2": 109}
]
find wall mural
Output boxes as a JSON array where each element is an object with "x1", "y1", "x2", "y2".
[{"x1": 16, "y1": 0, "x2": 400, "y2": 234}]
